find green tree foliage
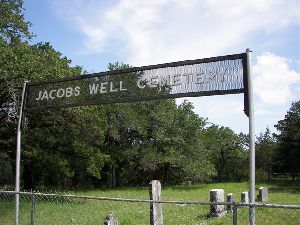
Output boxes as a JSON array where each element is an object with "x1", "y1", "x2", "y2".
[
  {"x1": 0, "y1": 0, "x2": 32, "y2": 43},
  {"x1": 0, "y1": 41, "x2": 82, "y2": 186},
  {"x1": 274, "y1": 101, "x2": 300, "y2": 175},
  {"x1": 0, "y1": 0, "x2": 250, "y2": 188},
  {"x1": 0, "y1": 0, "x2": 35, "y2": 185},
  {"x1": 97, "y1": 63, "x2": 215, "y2": 187},
  {"x1": 0, "y1": 0, "x2": 87, "y2": 188},
  {"x1": 23, "y1": 107, "x2": 109, "y2": 188},
  {"x1": 201, "y1": 125, "x2": 248, "y2": 182},
  {"x1": 255, "y1": 127, "x2": 277, "y2": 181}
]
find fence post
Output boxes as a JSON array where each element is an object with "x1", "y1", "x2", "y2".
[
  {"x1": 233, "y1": 204, "x2": 238, "y2": 225},
  {"x1": 149, "y1": 180, "x2": 163, "y2": 225},
  {"x1": 30, "y1": 190, "x2": 35, "y2": 225}
]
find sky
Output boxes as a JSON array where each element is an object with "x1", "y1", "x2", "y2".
[{"x1": 23, "y1": 0, "x2": 300, "y2": 135}]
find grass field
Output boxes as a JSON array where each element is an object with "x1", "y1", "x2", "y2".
[{"x1": 1, "y1": 181, "x2": 299, "y2": 225}]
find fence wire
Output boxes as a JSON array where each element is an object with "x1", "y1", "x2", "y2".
[{"x1": 0, "y1": 190, "x2": 299, "y2": 225}]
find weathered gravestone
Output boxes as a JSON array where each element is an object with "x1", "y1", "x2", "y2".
[
  {"x1": 258, "y1": 187, "x2": 268, "y2": 202},
  {"x1": 104, "y1": 213, "x2": 118, "y2": 225},
  {"x1": 226, "y1": 193, "x2": 235, "y2": 211},
  {"x1": 210, "y1": 189, "x2": 226, "y2": 217},
  {"x1": 149, "y1": 180, "x2": 163, "y2": 225},
  {"x1": 241, "y1": 191, "x2": 249, "y2": 205},
  {"x1": 187, "y1": 181, "x2": 192, "y2": 187}
]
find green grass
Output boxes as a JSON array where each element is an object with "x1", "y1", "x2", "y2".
[{"x1": 1, "y1": 181, "x2": 299, "y2": 225}]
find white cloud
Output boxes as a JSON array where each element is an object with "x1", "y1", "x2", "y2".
[
  {"x1": 176, "y1": 95, "x2": 249, "y2": 133},
  {"x1": 48, "y1": 0, "x2": 299, "y2": 134},
  {"x1": 253, "y1": 52, "x2": 300, "y2": 105},
  {"x1": 50, "y1": 0, "x2": 299, "y2": 65}
]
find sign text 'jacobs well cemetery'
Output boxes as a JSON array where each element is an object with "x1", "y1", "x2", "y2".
[{"x1": 26, "y1": 53, "x2": 249, "y2": 114}]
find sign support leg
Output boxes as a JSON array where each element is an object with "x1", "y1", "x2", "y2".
[
  {"x1": 246, "y1": 48, "x2": 255, "y2": 225},
  {"x1": 15, "y1": 81, "x2": 28, "y2": 225}
]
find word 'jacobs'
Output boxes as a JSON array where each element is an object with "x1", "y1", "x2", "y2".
[{"x1": 35, "y1": 86, "x2": 80, "y2": 101}]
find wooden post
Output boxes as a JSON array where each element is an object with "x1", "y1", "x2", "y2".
[{"x1": 149, "y1": 180, "x2": 163, "y2": 225}]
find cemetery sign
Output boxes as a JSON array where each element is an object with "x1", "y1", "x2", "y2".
[{"x1": 26, "y1": 53, "x2": 249, "y2": 115}]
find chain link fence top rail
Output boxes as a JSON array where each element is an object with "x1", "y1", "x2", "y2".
[{"x1": 1, "y1": 190, "x2": 299, "y2": 225}]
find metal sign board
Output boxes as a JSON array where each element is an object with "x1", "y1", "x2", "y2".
[{"x1": 26, "y1": 53, "x2": 248, "y2": 112}]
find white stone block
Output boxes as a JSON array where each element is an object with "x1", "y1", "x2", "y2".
[{"x1": 210, "y1": 189, "x2": 225, "y2": 217}]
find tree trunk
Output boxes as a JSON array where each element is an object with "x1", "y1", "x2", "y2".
[
  {"x1": 112, "y1": 165, "x2": 116, "y2": 188},
  {"x1": 218, "y1": 150, "x2": 226, "y2": 182},
  {"x1": 10, "y1": 158, "x2": 15, "y2": 185},
  {"x1": 267, "y1": 160, "x2": 270, "y2": 182},
  {"x1": 23, "y1": 163, "x2": 33, "y2": 189},
  {"x1": 163, "y1": 163, "x2": 169, "y2": 185}
]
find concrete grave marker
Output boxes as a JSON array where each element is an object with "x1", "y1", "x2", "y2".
[
  {"x1": 258, "y1": 187, "x2": 268, "y2": 202},
  {"x1": 210, "y1": 189, "x2": 226, "y2": 217},
  {"x1": 226, "y1": 193, "x2": 235, "y2": 211},
  {"x1": 241, "y1": 191, "x2": 249, "y2": 205}
]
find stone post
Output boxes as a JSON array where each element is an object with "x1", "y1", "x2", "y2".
[
  {"x1": 210, "y1": 189, "x2": 225, "y2": 217},
  {"x1": 258, "y1": 187, "x2": 268, "y2": 202},
  {"x1": 241, "y1": 191, "x2": 249, "y2": 205},
  {"x1": 226, "y1": 193, "x2": 235, "y2": 211},
  {"x1": 149, "y1": 180, "x2": 163, "y2": 225}
]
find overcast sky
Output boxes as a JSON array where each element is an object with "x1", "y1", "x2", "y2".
[{"x1": 24, "y1": 0, "x2": 300, "y2": 135}]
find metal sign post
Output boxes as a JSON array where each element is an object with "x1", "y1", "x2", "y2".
[
  {"x1": 246, "y1": 48, "x2": 256, "y2": 225},
  {"x1": 15, "y1": 81, "x2": 28, "y2": 225}
]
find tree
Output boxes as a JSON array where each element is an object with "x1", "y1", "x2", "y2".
[
  {"x1": 0, "y1": 0, "x2": 250, "y2": 188},
  {"x1": 0, "y1": 0, "x2": 90, "y2": 188},
  {"x1": 0, "y1": 40, "x2": 83, "y2": 187},
  {"x1": 0, "y1": 0, "x2": 35, "y2": 185},
  {"x1": 23, "y1": 107, "x2": 109, "y2": 188},
  {"x1": 0, "y1": 0, "x2": 32, "y2": 43},
  {"x1": 255, "y1": 127, "x2": 277, "y2": 181},
  {"x1": 202, "y1": 125, "x2": 248, "y2": 181},
  {"x1": 169, "y1": 101, "x2": 215, "y2": 183},
  {"x1": 274, "y1": 101, "x2": 300, "y2": 176}
]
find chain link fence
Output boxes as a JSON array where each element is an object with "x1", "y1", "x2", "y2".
[{"x1": 0, "y1": 190, "x2": 299, "y2": 225}]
